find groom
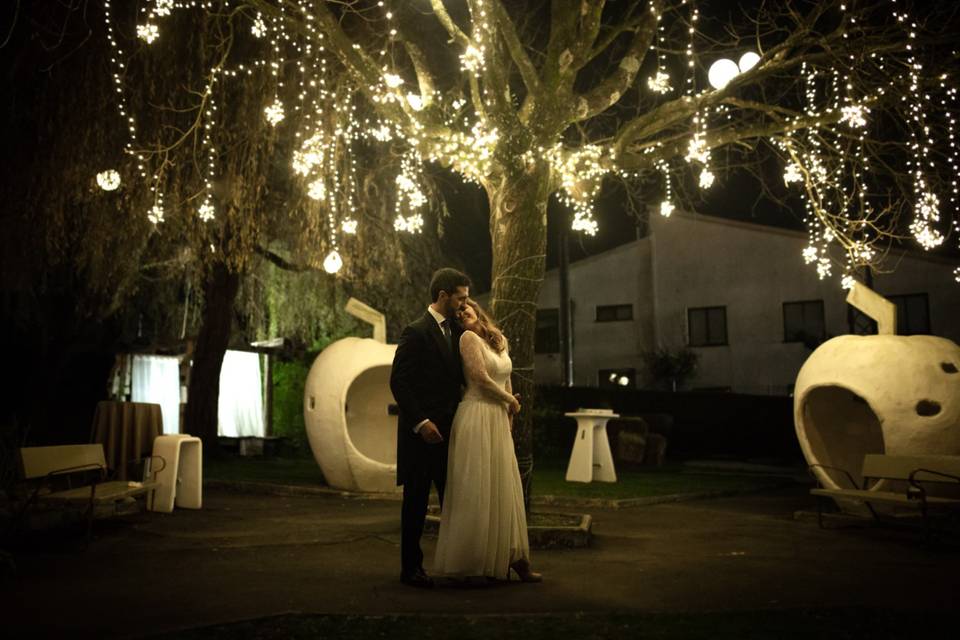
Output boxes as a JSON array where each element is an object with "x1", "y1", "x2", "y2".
[{"x1": 390, "y1": 267, "x2": 471, "y2": 588}]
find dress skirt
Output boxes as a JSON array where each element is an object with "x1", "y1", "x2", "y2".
[{"x1": 433, "y1": 395, "x2": 530, "y2": 579}]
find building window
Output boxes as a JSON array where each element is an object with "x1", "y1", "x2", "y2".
[
  {"x1": 848, "y1": 293, "x2": 929, "y2": 336},
  {"x1": 889, "y1": 293, "x2": 930, "y2": 335},
  {"x1": 688, "y1": 306, "x2": 727, "y2": 346},
  {"x1": 849, "y1": 308, "x2": 877, "y2": 335},
  {"x1": 783, "y1": 300, "x2": 826, "y2": 346},
  {"x1": 535, "y1": 308, "x2": 560, "y2": 354},
  {"x1": 599, "y1": 368, "x2": 636, "y2": 388},
  {"x1": 596, "y1": 304, "x2": 633, "y2": 322}
]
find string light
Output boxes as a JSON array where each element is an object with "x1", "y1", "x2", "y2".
[
  {"x1": 96, "y1": 170, "x2": 121, "y2": 191},
  {"x1": 99, "y1": 0, "x2": 958, "y2": 288}
]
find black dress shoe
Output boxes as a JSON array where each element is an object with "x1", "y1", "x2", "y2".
[{"x1": 400, "y1": 571, "x2": 434, "y2": 588}]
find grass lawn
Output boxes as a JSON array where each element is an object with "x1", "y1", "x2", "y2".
[
  {"x1": 533, "y1": 459, "x2": 791, "y2": 500},
  {"x1": 204, "y1": 454, "x2": 792, "y2": 499},
  {"x1": 204, "y1": 454, "x2": 326, "y2": 487}
]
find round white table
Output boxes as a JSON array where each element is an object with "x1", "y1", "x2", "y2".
[{"x1": 564, "y1": 409, "x2": 619, "y2": 483}]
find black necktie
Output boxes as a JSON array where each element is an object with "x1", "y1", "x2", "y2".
[{"x1": 441, "y1": 319, "x2": 453, "y2": 352}]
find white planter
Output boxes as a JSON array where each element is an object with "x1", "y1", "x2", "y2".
[
  {"x1": 794, "y1": 334, "x2": 960, "y2": 494},
  {"x1": 303, "y1": 337, "x2": 400, "y2": 493}
]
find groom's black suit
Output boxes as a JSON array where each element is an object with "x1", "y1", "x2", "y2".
[{"x1": 390, "y1": 310, "x2": 464, "y2": 577}]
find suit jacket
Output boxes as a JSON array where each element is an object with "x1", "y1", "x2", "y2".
[{"x1": 390, "y1": 311, "x2": 464, "y2": 485}]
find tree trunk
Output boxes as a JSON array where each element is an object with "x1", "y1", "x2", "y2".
[
  {"x1": 487, "y1": 165, "x2": 552, "y2": 512},
  {"x1": 184, "y1": 260, "x2": 240, "y2": 450}
]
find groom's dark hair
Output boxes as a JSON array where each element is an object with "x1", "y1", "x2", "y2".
[{"x1": 430, "y1": 268, "x2": 472, "y2": 302}]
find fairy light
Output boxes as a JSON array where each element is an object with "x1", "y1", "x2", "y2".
[
  {"x1": 394, "y1": 151, "x2": 427, "y2": 233},
  {"x1": 96, "y1": 170, "x2": 121, "y2": 191},
  {"x1": 840, "y1": 104, "x2": 868, "y2": 128},
  {"x1": 102, "y1": 0, "x2": 146, "y2": 180},
  {"x1": 783, "y1": 163, "x2": 802, "y2": 184},
  {"x1": 252, "y1": 14, "x2": 267, "y2": 38},
  {"x1": 198, "y1": 203, "x2": 215, "y2": 222},
  {"x1": 307, "y1": 178, "x2": 326, "y2": 201},
  {"x1": 546, "y1": 144, "x2": 612, "y2": 235},
  {"x1": 136, "y1": 24, "x2": 159, "y2": 44},
  {"x1": 323, "y1": 250, "x2": 343, "y2": 274},
  {"x1": 646, "y1": 8, "x2": 671, "y2": 94},
  {"x1": 460, "y1": 45, "x2": 485, "y2": 73},
  {"x1": 265, "y1": 100, "x2": 285, "y2": 126},
  {"x1": 101, "y1": 0, "x2": 958, "y2": 287}
]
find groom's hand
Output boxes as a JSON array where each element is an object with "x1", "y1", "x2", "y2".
[{"x1": 419, "y1": 421, "x2": 444, "y2": 444}]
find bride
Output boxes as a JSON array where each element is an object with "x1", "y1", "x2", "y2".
[{"x1": 433, "y1": 299, "x2": 542, "y2": 583}]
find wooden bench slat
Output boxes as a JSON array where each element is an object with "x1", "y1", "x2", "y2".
[
  {"x1": 21, "y1": 445, "x2": 106, "y2": 479},
  {"x1": 43, "y1": 481, "x2": 160, "y2": 503}
]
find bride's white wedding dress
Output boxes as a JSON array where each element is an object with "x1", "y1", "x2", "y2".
[{"x1": 433, "y1": 330, "x2": 530, "y2": 579}]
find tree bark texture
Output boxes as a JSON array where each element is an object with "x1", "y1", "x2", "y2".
[
  {"x1": 184, "y1": 260, "x2": 240, "y2": 448},
  {"x1": 487, "y1": 165, "x2": 552, "y2": 512}
]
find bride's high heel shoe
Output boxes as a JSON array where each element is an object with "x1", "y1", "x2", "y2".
[{"x1": 509, "y1": 559, "x2": 543, "y2": 583}]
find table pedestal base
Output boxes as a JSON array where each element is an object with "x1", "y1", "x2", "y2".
[{"x1": 150, "y1": 435, "x2": 202, "y2": 513}]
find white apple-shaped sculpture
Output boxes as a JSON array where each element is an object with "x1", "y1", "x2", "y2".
[
  {"x1": 794, "y1": 334, "x2": 960, "y2": 497},
  {"x1": 303, "y1": 337, "x2": 400, "y2": 493}
]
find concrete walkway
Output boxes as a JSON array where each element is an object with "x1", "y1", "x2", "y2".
[{"x1": 2, "y1": 484, "x2": 956, "y2": 637}]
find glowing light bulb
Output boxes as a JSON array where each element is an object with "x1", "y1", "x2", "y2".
[
  {"x1": 708, "y1": 58, "x2": 739, "y2": 90},
  {"x1": 738, "y1": 51, "x2": 760, "y2": 73},
  {"x1": 323, "y1": 250, "x2": 343, "y2": 274},
  {"x1": 265, "y1": 100, "x2": 285, "y2": 125},
  {"x1": 96, "y1": 170, "x2": 121, "y2": 191}
]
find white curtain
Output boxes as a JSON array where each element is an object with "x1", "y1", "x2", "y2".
[
  {"x1": 218, "y1": 350, "x2": 265, "y2": 437},
  {"x1": 131, "y1": 355, "x2": 181, "y2": 435}
]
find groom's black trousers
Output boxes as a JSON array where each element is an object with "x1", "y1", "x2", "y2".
[{"x1": 400, "y1": 440, "x2": 448, "y2": 576}]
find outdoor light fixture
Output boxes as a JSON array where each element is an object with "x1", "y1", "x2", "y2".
[
  {"x1": 617, "y1": 376, "x2": 630, "y2": 386},
  {"x1": 738, "y1": 51, "x2": 760, "y2": 73},
  {"x1": 96, "y1": 170, "x2": 121, "y2": 191},
  {"x1": 708, "y1": 52, "x2": 760, "y2": 90},
  {"x1": 323, "y1": 249, "x2": 343, "y2": 274},
  {"x1": 707, "y1": 58, "x2": 739, "y2": 90}
]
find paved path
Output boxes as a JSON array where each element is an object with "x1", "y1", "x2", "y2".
[{"x1": 2, "y1": 485, "x2": 956, "y2": 637}]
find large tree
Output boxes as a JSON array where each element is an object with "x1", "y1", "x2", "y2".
[{"x1": 102, "y1": 0, "x2": 958, "y2": 498}]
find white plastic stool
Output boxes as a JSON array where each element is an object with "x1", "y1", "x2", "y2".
[
  {"x1": 564, "y1": 409, "x2": 619, "y2": 483},
  {"x1": 149, "y1": 434, "x2": 202, "y2": 513}
]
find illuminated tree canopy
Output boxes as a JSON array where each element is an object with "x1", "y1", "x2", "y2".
[{"x1": 100, "y1": 0, "x2": 959, "y2": 497}]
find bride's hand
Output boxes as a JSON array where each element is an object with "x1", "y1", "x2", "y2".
[{"x1": 508, "y1": 396, "x2": 521, "y2": 415}]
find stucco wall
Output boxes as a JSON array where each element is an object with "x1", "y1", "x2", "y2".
[{"x1": 533, "y1": 210, "x2": 959, "y2": 394}]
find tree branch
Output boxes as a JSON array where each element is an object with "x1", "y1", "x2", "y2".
[
  {"x1": 254, "y1": 245, "x2": 318, "y2": 272},
  {"x1": 570, "y1": 0, "x2": 662, "y2": 123}
]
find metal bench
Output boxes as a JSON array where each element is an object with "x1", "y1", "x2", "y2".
[
  {"x1": 14, "y1": 444, "x2": 164, "y2": 544},
  {"x1": 810, "y1": 454, "x2": 960, "y2": 541}
]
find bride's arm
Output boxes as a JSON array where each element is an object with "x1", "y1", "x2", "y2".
[{"x1": 460, "y1": 332, "x2": 516, "y2": 406}]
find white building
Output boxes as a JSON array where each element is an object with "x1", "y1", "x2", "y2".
[{"x1": 532, "y1": 210, "x2": 960, "y2": 395}]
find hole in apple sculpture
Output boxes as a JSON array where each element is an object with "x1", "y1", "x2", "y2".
[
  {"x1": 799, "y1": 386, "x2": 884, "y2": 489},
  {"x1": 303, "y1": 299, "x2": 400, "y2": 493}
]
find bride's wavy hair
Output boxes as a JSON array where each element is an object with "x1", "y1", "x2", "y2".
[{"x1": 465, "y1": 299, "x2": 507, "y2": 353}]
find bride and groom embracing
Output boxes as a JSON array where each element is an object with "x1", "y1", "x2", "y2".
[{"x1": 390, "y1": 267, "x2": 542, "y2": 588}]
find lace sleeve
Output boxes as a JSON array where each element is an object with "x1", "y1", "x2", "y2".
[
  {"x1": 460, "y1": 331, "x2": 515, "y2": 406},
  {"x1": 504, "y1": 338, "x2": 513, "y2": 396}
]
